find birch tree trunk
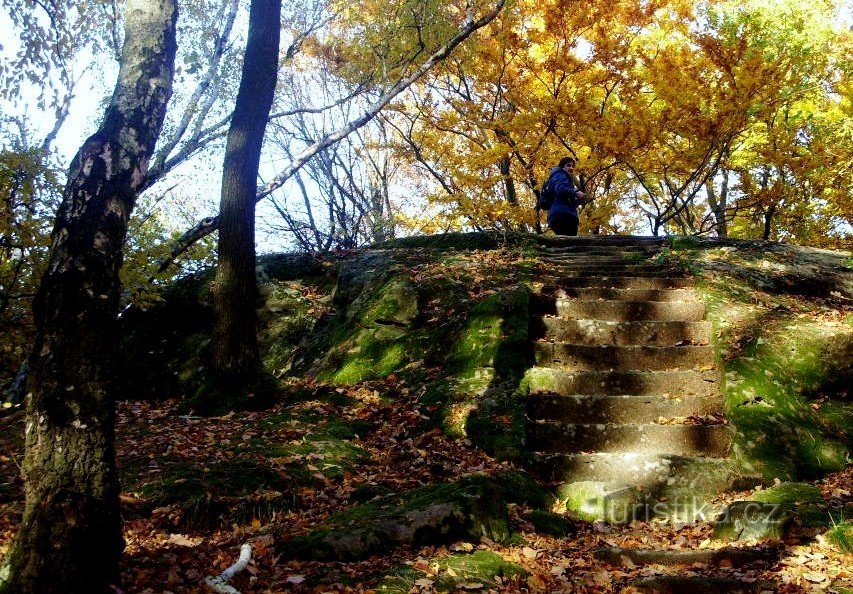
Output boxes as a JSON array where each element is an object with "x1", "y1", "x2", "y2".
[{"x1": 0, "y1": 1, "x2": 177, "y2": 591}]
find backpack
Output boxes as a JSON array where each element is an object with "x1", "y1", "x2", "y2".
[{"x1": 537, "y1": 172, "x2": 557, "y2": 210}]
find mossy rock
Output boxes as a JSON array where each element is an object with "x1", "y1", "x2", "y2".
[
  {"x1": 376, "y1": 550, "x2": 528, "y2": 593},
  {"x1": 750, "y1": 482, "x2": 823, "y2": 505},
  {"x1": 522, "y1": 510, "x2": 576, "y2": 537},
  {"x1": 695, "y1": 260, "x2": 852, "y2": 481},
  {"x1": 375, "y1": 231, "x2": 533, "y2": 252},
  {"x1": 713, "y1": 483, "x2": 849, "y2": 542},
  {"x1": 492, "y1": 470, "x2": 553, "y2": 509},
  {"x1": 555, "y1": 481, "x2": 646, "y2": 524},
  {"x1": 259, "y1": 280, "x2": 332, "y2": 375},
  {"x1": 126, "y1": 458, "x2": 295, "y2": 529},
  {"x1": 264, "y1": 438, "x2": 369, "y2": 479},
  {"x1": 446, "y1": 288, "x2": 531, "y2": 379},
  {"x1": 257, "y1": 252, "x2": 335, "y2": 281},
  {"x1": 712, "y1": 501, "x2": 794, "y2": 542},
  {"x1": 320, "y1": 268, "x2": 419, "y2": 384},
  {"x1": 631, "y1": 575, "x2": 776, "y2": 593},
  {"x1": 277, "y1": 475, "x2": 515, "y2": 561}
]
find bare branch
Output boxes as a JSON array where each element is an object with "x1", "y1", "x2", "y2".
[{"x1": 162, "y1": 0, "x2": 506, "y2": 265}]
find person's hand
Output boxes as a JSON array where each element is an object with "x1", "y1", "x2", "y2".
[{"x1": 577, "y1": 191, "x2": 587, "y2": 203}]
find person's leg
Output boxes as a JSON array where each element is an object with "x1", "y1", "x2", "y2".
[
  {"x1": 566, "y1": 215, "x2": 579, "y2": 236},
  {"x1": 549, "y1": 214, "x2": 579, "y2": 236}
]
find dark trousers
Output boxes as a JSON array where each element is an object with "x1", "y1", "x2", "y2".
[{"x1": 549, "y1": 213, "x2": 579, "y2": 236}]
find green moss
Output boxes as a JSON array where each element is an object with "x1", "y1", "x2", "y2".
[
  {"x1": 437, "y1": 551, "x2": 528, "y2": 589},
  {"x1": 446, "y1": 288, "x2": 531, "y2": 377},
  {"x1": 376, "y1": 550, "x2": 527, "y2": 593},
  {"x1": 722, "y1": 320, "x2": 851, "y2": 479},
  {"x1": 278, "y1": 475, "x2": 517, "y2": 560},
  {"x1": 433, "y1": 288, "x2": 531, "y2": 455},
  {"x1": 264, "y1": 439, "x2": 369, "y2": 479},
  {"x1": 320, "y1": 277, "x2": 418, "y2": 385},
  {"x1": 182, "y1": 367, "x2": 282, "y2": 415},
  {"x1": 465, "y1": 392, "x2": 527, "y2": 460},
  {"x1": 124, "y1": 458, "x2": 295, "y2": 529},
  {"x1": 691, "y1": 266, "x2": 853, "y2": 481},
  {"x1": 750, "y1": 483, "x2": 823, "y2": 505},
  {"x1": 259, "y1": 280, "x2": 331, "y2": 375},
  {"x1": 523, "y1": 510, "x2": 576, "y2": 536},
  {"x1": 491, "y1": 470, "x2": 553, "y2": 508},
  {"x1": 712, "y1": 500, "x2": 793, "y2": 542},
  {"x1": 556, "y1": 481, "x2": 646, "y2": 524}
]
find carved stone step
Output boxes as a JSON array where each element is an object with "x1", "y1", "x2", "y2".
[
  {"x1": 538, "y1": 254, "x2": 657, "y2": 264},
  {"x1": 538, "y1": 249, "x2": 660, "y2": 258},
  {"x1": 535, "y1": 319, "x2": 712, "y2": 346},
  {"x1": 527, "y1": 394, "x2": 722, "y2": 423},
  {"x1": 539, "y1": 262, "x2": 679, "y2": 275},
  {"x1": 537, "y1": 236, "x2": 667, "y2": 248},
  {"x1": 528, "y1": 452, "x2": 739, "y2": 489},
  {"x1": 545, "y1": 287, "x2": 699, "y2": 302},
  {"x1": 528, "y1": 422, "x2": 733, "y2": 457},
  {"x1": 534, "y1": 344, "x2": 716, "y2": 371},
  {"x1": 550, "y1": 299, "x2": 707, "y2": 321},
  {"x1": 541, "y1": 276, "x2": 696, "y2": 289},
  {"x1": 525, "y1": 367, "x2": 721, "y2": 397}
]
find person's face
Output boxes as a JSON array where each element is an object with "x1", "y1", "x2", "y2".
[{"x1": 563, "y1": 161, "x2": 575, "y2": 173}]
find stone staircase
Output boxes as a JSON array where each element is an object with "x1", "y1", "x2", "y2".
[{"x1": 525, "y1": 236, "x2": 739, "y2": 521}]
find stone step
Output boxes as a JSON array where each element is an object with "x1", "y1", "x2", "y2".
[
  {"x1": 525, "y1": 367, "x2": 721, "y2": 397},
  {"x1": 535, "y1": 344, "x2": 716, "y2": 371},
  {"x1": 593, "y1": 545, "x2": 782, "y2": 568},
  {"x1": 538, "y1": 262, "x2": 679, "y2": 275},
  {"x1": 544, "y1": 276, "x2": 695, "y2": 289},
  {"x1": 630, "y1": 575, "x2": 775, "y2": 593},
  {"x1": 527, "y1": 422, "x2": 733, "y2": 457},
  {"x1": 528, "y1": 452, "x2": 736, "y2": 488},
  {"x1": 537, "y1": 236, "x2": 667, "y2": 248},
  {"x1": 534, "y1": 319, "x2": 712, "y2": 346},
  {"x1": 546, "y1": 287, "x2": 699, "y2": 302},
  {"x1": 538, "y1": 248, "x2": 660, "y2": 257},
  {"x1": 527, "y1": 394, "x2": 722, "y2": 423},
  {"x1": 538, "y1": 254, "x2": 657, "y2": 264},
  {"x1": 548, "y1": 299, "x2": 706, "y2": 321}
]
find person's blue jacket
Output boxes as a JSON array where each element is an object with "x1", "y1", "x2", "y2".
[{"x1": 545, "y1": 166, "x2": 582, "y2": 222}]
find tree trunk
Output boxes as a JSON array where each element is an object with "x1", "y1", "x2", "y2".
[
  {"x1": 762, "y1": 202, "x2": 777, "y2": 241},
  {"x1": 0, "y1": 1, "x2": 177, "y2": 592},
  {"x1": 499, "y1": 156, "x2": 518, "y2": 205},
  {"x1": 212, "y1": 0, "x2": 281, "y2": 377},
  {"x1": 706, "y1": 169, "x2": 729, "y2": 238}
]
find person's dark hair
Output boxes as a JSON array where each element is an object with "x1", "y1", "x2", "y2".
[{"x1": 558, "y1": 156, "x2": 575, "y2": 168}]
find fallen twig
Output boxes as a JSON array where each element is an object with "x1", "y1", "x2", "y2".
[{"x1": 204, "y1": 543, "x2": 252, "y2": 594}]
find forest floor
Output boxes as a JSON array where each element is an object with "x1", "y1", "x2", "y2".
[{"x1": 1, "y1": 380, "x2": 851, "y2": 594}]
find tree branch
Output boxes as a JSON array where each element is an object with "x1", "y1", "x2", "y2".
[{"x1": 161, "y1": 0, "x2": 506, "y2": 267}]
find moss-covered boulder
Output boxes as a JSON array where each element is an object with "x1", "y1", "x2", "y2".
[
  {"x1": 554, "y1": 481, "x2": 647, "y2": 524},
  {"x1": 670, "y1": 239, "x2": 852, "y2": 482},
  {"x1": 123, "y1": 458, "x2": 296, "y2": 529},
  {"x1": 713, "y1": 482, "x2": 850, "y2": 542},
  {"x1": 522, "y1": 510, "x2": 577, "y2": 537},
  {"x1": 310, "y1": 252, "x2": 421, "y2": 384},
  {"x1": 376, "y1": 550, "x2": 528, "y2": 593},
  {"x1": 277, "y1": 471, "x2": 548, "y2": 561}
]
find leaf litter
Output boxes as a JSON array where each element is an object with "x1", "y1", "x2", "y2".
[{"x1": 1, "y1": 386, "x2": 851, "y2": 593}]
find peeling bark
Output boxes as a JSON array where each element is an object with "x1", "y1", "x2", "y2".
[{"x1": 1, "y1": 1, "x2": 177, "y2": 592}]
